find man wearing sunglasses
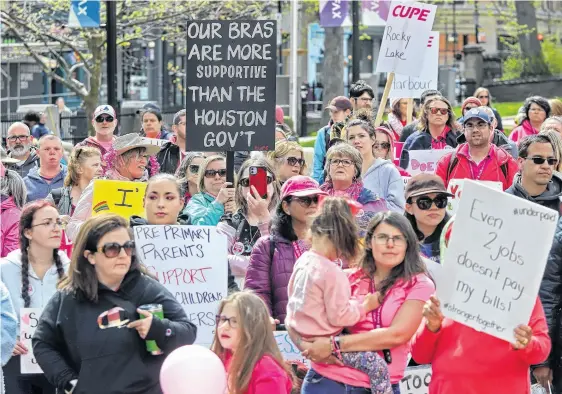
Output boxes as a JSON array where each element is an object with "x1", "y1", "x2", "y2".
[
  {"x1": 435, "y1": 108, "x2": 518, "y2": 191},
  {"x1": 75, "y1": 105, "x2": 118, "y2": 159},
  {"x1": 4, "y1": 122, "x2": 39, "y2": 178},
  {"x1": 505, "y1": 134, "x2": 562, "y2": 214},
  {"x1": 157, "y1": 109, "x2": 186, "y2": 174}
]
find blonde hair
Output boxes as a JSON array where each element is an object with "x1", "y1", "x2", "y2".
[
  {"x1": 64, "y1": 146, "x2": 101, "y2": 187},
  {"x1": 211, "y1": 291, "x2": 293, "y2": 394},
  {"x1": 548, "y1": 99, "x2": 562, "y2": 116},
  {"x1": 267, "y1": 140, "x2": 307, "y2": 175},
  {"x1": 197, "y1": 155, "x2": 225, "y2": 194}
]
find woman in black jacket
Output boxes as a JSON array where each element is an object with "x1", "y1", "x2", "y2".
[{"x1": 32, "y1": 214, "x2": 197, "y2": 394}]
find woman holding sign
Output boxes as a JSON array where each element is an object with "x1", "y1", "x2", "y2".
[
  {"x1": 289, "y1": 212, "x2": 435, "y2": 394},
  {"x1": 184, "y1": 155, "x2": 235, "y2": 226},
  {"x1": 66, "y1": 134, "x2": 161, "y2": 242},
  {"x1": 33, "y1": 214, "x2": 197, "y2": 394},
  {"x1": 1, "y1": 200, "x2": 70, "y2": 394}
]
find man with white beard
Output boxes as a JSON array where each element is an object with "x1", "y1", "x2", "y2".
[{"x1": 4, "y1": 122, "x2": 39, "y2": 178}]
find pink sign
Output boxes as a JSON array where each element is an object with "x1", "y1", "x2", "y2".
[{"x1": 394, "y1": 142, "x2": 404, "y2": 167}]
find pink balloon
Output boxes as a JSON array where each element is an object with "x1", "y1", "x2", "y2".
[{"x1": 160, "y1": 345, "x2": 227, "y2": 394}]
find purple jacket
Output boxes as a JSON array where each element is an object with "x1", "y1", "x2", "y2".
[
  {"x1": 245, "y1": 233, "x2": 296, "y2": 323},
  {"x1": 1, "y1": 197, "x2": 21, "y2": 258}
]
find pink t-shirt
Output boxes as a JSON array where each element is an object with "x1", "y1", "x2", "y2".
[{"x1": 313, "y1": 268, "x2": 435, "y2": 386}]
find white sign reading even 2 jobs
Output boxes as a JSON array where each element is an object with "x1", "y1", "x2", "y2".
[
  {"x1": 375, "y1": 1, "x2": 437, "y2": 77},
  {"x1": 438, "y1": 181, "x2": 558, "y2": 343},
  {"x1": 133, "y1": 225, "x2": 228, "y2": 345},
  {"x1": 390, "y1": 31, "x2": 439, "y2": 98}
]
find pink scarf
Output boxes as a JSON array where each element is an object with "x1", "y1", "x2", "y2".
[{"x1": 320, "y1": 180, "x2": 363, "y2": 201}]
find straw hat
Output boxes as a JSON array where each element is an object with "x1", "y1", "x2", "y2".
[{"x1": 112, "y1": 133, "x2": 161, "y2": 157}]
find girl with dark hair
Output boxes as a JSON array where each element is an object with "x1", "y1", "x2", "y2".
[
  {"x1": 510, "y1": 96, "x2": 552, "y2": 145},
  {"x1": 245, "y1": 176, "x2": 326, "y2": 322},
  {"x1": 33, "y1": 214, "x2": 197, "y2": 394},
  {"x1": 212, "y1": 291, "x2": 294, "y2": 394},
  {"x1": 287, "y1": 197, "x2": 392, "y2": 394},
  {"x1": 1, "y1": 200, "x2": 70, "y2": 394},
  {"x1": 218, "y1": 158, "x2": 280, "y2": 286},
  {"x1": 289, "y1": 212, "x2": 435, "y2": 394}
]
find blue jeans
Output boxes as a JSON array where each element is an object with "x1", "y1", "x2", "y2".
[{"x1": 301, "y1": 369, "x2": 402, "y2": 394}]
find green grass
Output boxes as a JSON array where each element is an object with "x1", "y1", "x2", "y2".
[{"x1": 300, "y1": 139, "x2": 315, "y2": 148}]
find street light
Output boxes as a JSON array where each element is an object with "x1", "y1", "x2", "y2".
[{"x1": 300, "y1": 83, "x2": 308, "y2": 137}]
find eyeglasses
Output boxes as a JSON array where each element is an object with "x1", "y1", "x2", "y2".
[
  {"x1": 177, "y1": 121, "x2": 186, "y2": 126},
  {"x1": 216, "y1": 315, "x2": 238, "y2": 329},
  {"x1": 429, "y1": 108, "x2": 448, "y2": 115},
  {"x1": 330, "y1": 159, "x2": 354, "y2": 167},
  {"x1": 96, "y1": 240, "x2": 135, "y2": 258},
  {"x1": 373, "y1": 142, "x2": 390, "y2": 150},
  {"x1": 410, "y1": 194, "x2": 448, "y2": 210},
  {"x1": 31, "y1": 218, "x2": 64, "y2": 229},
  {"x1": 189, "y1": 164, "x2": 200, "y2": 174},
  {"x1": 464, "y1": 122, "x2": 489, "y2": 131},
  {"x1": 204, "y1": 169, "x2": 227, "y2": 178},
  {"x1": 477, "y1": 95, "x2": 489, "y2": 99},
  {"x1": 239, "y1": 176, "x2": 274, "y2": 188},
  {"x1": 292, "y1": 195, "x2": 320, "y2": 208},
  {"x1": 524, "y1": 156, "x2": 558, "y2": 166},
  {"x1": 286, "y1": 157, "x2": 305, "y2": 167},
  {"x1": 373, "y1": 234, "x2": 407, "y2": 247},
  {"x1": 358, "y1": 97, "x2": 373, "y2": 103},
  {"x1": 7, "y1": 135, "x2": 30, "y2": 142},
  {"x1": 95, "y1": 115, "x2": 114, "y2": 123}
]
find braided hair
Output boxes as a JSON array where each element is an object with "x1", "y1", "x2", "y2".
[{"x1": 19, "y1": 200, "x2": 65, "y2": 307}]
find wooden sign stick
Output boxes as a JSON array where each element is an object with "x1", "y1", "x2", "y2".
[{"x1": 375, "y1": 72, "x2": 395, "y2": 127}]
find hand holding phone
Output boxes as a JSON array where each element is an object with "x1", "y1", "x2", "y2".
[{"x1": 249, "y1": 166, "x2": 268, "y2": 199}]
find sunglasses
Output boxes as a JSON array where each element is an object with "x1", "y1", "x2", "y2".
[
  {"x1": 204, "y1": 169, "x2": 227, "y2": 178},
  {"x1": 286, "y1": 157, "x2": 305, "y2": 167},
  {"x1": 477, "y1": 95, "x2": 489, "y2": 99},
  {"x1": 95, "y1": 115, "x2": 114, "y2": 123},
  {"x1": 292, "y1": 195, "x2": 320, "y2": 207},
  {"x1": 429, "y1": 108, "x2": 448, "y2": 115},
  {"x1": 464, "y1": 106, "x2": 476, "y2": 112},
  {"x1": 525, "y1": 156, "x2": 558, "y2": 166},
  {"x1": 239, "y1": 176, "x2": 274, "y2": 188},
  {"x1": 189, "y1": 164, "x2": 200, "y2": 174},
  {"x1": 410, "y1": 194, "x2": 448, "y2": 210},
  {"x1": 374, "y1": 142, "x2": 390, "y2": 150},
  {"x1": 96, "y1": 240, "x2": 135, "y2": 258}
]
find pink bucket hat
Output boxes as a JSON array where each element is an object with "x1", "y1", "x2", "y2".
[{"x1": 280, "y1": 176, "x2": 327, "y2": 199}]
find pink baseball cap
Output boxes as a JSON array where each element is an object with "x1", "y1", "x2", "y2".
[
  {"x1": 280, "y1": 176, "x2": 327, "y2": 199},
  {"x1": 275, "y1": 105, "x2": 285, "y2": 124}
]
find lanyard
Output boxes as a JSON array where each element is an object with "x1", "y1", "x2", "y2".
[
  {"x1": 370, "y1": 280, "x2": 385, "y2": 329},
  {"x1": 469, "y1": 155, "x2": 490, "y2": 180}
]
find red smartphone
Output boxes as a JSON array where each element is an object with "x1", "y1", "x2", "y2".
[{"x1": 249, "y1": 166, "x2": 268, "y2": 199}]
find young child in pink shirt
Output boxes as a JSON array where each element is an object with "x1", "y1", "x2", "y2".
[{"x1": 286, "y1": 197, "x2": 392, "y2": 394}]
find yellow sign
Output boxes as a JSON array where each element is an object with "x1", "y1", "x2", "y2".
[{"x1": 91, "y1": 179, "x2": 146, "y2": 219}]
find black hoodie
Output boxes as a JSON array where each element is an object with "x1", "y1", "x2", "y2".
[
  {"x1": 129, "y1": 215, "x2": 240, "y2": 293},
  {"x1": 33, "y1": 270, "x2": 197, "y2": 394},
  {"x1": 505, "y1": 172, "x2": 562, "y2": 215}
]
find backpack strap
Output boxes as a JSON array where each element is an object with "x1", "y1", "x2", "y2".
[
  {"x1": 499, "y1": 162, "x2": 508, "y2": 180},
  {"x1": 269, "y1": 234, "x2": 276, "y2": 262},
  {"x1": 446, "y1": 151, "x2": 459, "y2": 181}
]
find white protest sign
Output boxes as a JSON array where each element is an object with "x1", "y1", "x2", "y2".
[
  {"x1": 446, "y1": 179, "x2": 503, "y2": 215},
  {"x1": 133, "y1": 225, "x2": 228, "y2": 345},
  {"x1": 390, "y1": 32, "x2": 439, "y2": 98},
  {"x1": 141, "y1": 137, "x2": 168, "y2": 148},
  {"x1": 402, "y1": 176, "x2": 411, "y2": 187},
  {"x1": 400, "y1": 365, "x2": 432, "y2": 394},
  {"x1": 274, "y1": 331, "x2": 310, "y2": 366},
  {"x1": 438, "y1": 181, "x2": 558, "y2": 342},
  {"x1": 20, "y1": 308, "x2": 43, "y2": 374},
  {"x1": 375, "y1": 1, "x2": 437, "y2": 77},
  {"x1": 406, "y1": 149, "x2": 451, "y2": 175}
]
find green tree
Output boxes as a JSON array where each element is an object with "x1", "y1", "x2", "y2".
[{"x1": 1, "y1": 0, "x2": 273, "y2": 134}]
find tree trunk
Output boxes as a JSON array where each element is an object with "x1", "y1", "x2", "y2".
[
  {"x1": 85, "y1": 33, "x2": 105, "y2": 136},
  {"x1": 321, "y1": 27, "x2": 344, "y2": 126},
  {"x1": 514, "y1": 0, "x2": 550, "y2": 77}
]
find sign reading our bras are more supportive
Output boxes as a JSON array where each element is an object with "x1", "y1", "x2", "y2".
[
  {"x1": 20, "y1": 308, "x2": 43, "y2": 374},
  {"x1": 91, "y1": 179, "x2": 146, "y2": 218},
  {"x1": 133, "y1": 225, "x2": 227, "y2": 345},
  {"x1": 438, "y1": 181, "x2": 558, "y2": 343}
]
